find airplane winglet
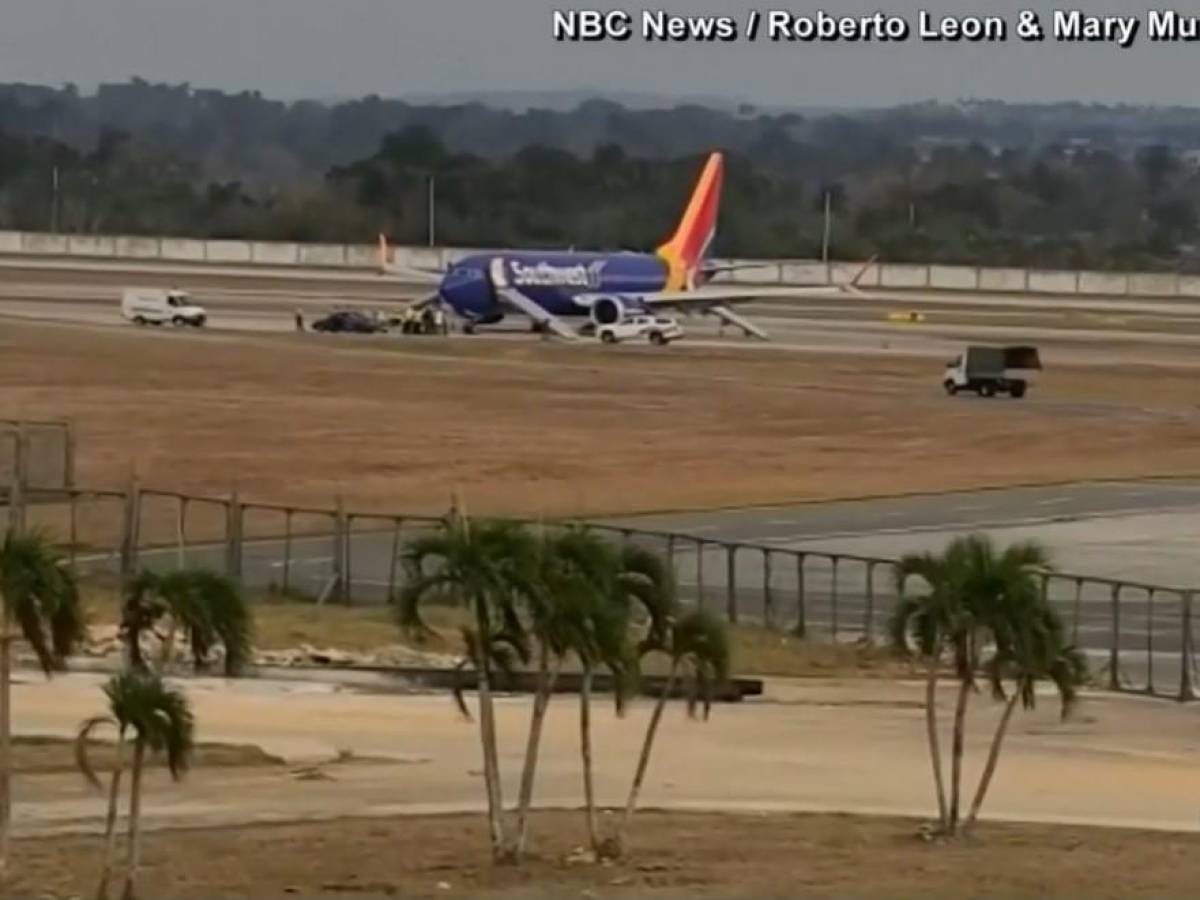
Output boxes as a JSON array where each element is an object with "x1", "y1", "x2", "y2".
[
  {"x1": 378, "y1": 233, "x2": 392, "y2": 272},
  {"x1": 837, "y1": 254, "x2": 879, "y2": 297},
  {"x1": 850, "y1": 254, "x2": 878, "y2": 287}
]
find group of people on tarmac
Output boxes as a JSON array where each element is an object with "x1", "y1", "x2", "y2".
[{"x1": 396, "y1": 304, "x2": 449, "y2": 335}]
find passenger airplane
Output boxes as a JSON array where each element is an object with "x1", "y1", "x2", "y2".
[{"x1": 378, "y1": 151, "x2": 874, "y2": 341}]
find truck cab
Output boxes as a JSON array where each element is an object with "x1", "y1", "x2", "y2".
[{"x1": 944, "y1": 345, "x2": 1040, "y2": 398}]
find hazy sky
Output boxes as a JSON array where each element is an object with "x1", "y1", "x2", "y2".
[{"x1": 1, "y1": 0, "x2": 1195, "y2": 107}]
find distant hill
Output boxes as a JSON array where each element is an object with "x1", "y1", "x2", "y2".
[{"x1": 401, "y1": 89, "x2": 748, "y2": 112}]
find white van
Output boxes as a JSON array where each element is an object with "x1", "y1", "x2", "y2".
[{"x1": 121, "y1": 288, "x2": 207, "y2": 327}]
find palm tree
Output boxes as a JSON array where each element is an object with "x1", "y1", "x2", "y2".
[
  {"x1": 397, "y1": 512, "x2": 540, "y2": 863},
  {"x1": 611, "y1": 542, "x2": 676, "y2": 652},
  {"x1": 548, "y1": 530, "x2": 678, "y2": 856},
  {"x1": 890, "y1": 534, "x2": 1052, "y2": 835},
  {"x1": 120, "y1": 568, "x2": 252, "y2": 676},
  {"x1": 0, "y1": 528, "x2": 86, "y2": 872},
  {"x1": 621, "y1": 608, "x2": 729, "y2": 835},
  {"x1": 964, "y1": 603, "x2": 1086, "y2": 832},
  {"x1": 512, "y1": 531, "x2": 596, "y2": 858},
  {"x1": 0, "y1": 529, "x2": 86, "y2": 671},
  {"x1": 76, "y1": 671, "x2": 194, "y2": 900},
  {"x1": 509, "y1": 530, "x2": 675, "y2": 860},
  {"x1": 576, "y1": 578, "x2": 637, "y2": 857},
  {"x1": 889, "y1": 551, "x2": 956, "y2": 830}
]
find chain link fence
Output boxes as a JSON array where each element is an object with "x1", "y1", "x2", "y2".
[
  {"x1": 11, "y1": 483, "x2": 1198, "y2": 703},
  {"x1": 0, "y1": 419, "x2": 74, "y2": 496}
]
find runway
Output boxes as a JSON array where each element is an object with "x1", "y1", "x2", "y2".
[{"x1": 5, "y1": 256, "x2": 1200, "y2": 367}]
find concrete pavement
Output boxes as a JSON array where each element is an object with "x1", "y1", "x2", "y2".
[
  {"x1": 606, "y1": 480, "x2": 1200, "y2": 546},
  {"x1": 11, "y1": 671, "x2": 1200, "y2": 838},
  {"x1": 10, "y1": 259, "x2": 1200, "y2": 365}
]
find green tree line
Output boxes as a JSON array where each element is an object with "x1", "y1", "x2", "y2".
[{"x1": 3, "y1": 81, "x2": 1200, "y2": 267}]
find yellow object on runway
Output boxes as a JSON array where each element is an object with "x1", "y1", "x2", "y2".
[{"x1": 886, "y1": 311, "x2": 926, "y2": 323}]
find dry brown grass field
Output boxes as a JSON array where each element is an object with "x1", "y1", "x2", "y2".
[{"x1": 6, "y1": 320, "x2": 1200, "y2": 518}]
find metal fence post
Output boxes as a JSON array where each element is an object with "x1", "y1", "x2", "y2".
[
  {"x1": 387, "y1": 517, "x2": 404, "y2": 602},
  {"x1": 864, "y1": 561, "x2": 876, "y2": 640},
  {"x1": 282, "y1": 509, "x2": 293, "y2": 594},
  {"x1": 762, "y1": 549, "x2": 774, "y2": 630},
  {"x1": 7, "y1": 427, "x2": 26, "y2": 535},
  {"x1": 666, "y1": 533, "x2": 676, "y2": 575},
  {"x1": 67, "y1": 489, "x2": 78, "y2": 571},
  {"x1": 63, "y1": 420, "x2": 76, "y2": 491},
  {"x1": 344, "y1": 514, "x2": 355, "y2": 606},
  {"x1": 224, "y1": 491, "x2": 243, "y2": 582},
  {"x1": 831, "y1": 555, "x2": 840, "y2": 641},
  {"x1": 695, "y1": 539, "x2": 705, "y2": 610},
  {"x1": 1145, "y1": 588, "x2": 1156, "y2": 695},
  {"x1": 333, "y1": 496, "x2": 348, "y2": 604},
  {"x1": 793, "y1": 553, "x2": 807, "y2": 637},
  {"x1": 119, "y1": 474, "x2": 141, "y2": 580},
  {"x1": 1072, "y1": 578, "x2": 1083, "y2": 646},
  {"x1": 175, "y1": 495, "x2": 188, "y2": 569},
  {"x1": 1109, "y1": 583, "x2": 1121, "y2": 691},
  {"x1": 726, "y1": 544, "x2": 738, "y2": 625},
  {"x1": 1179, "y1": 591, "x2": 1195, "y2": 702}
]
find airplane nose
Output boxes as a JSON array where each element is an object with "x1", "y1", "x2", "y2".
[{"x1": 440, "y1": 266, "x2": 493, "y2": 316}]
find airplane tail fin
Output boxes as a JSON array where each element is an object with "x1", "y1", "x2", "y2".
[{"x1": 656, "y1": 151, "x2": 724, "y2": 291}]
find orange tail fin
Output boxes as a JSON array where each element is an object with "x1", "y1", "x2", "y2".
[{"x1": 656, "y1": 151, "x2": 724, "y2": 291}]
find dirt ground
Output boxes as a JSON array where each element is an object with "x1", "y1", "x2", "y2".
[
  {"x1": 5, "y1": 319, "x2": 1200, "y2": 518},
  {"x1": 11, "y1": 810, "x2": 1200, "y2": 899},
  {"x1": 12, "y1": 735, "x2": 282, "y2": 775}
]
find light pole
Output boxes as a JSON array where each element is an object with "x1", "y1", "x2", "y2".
[
  {"x1": 427, "y1": 175, "x2": 436, "y2": 247},
  {"x1": 820, "y1": 190, "x2": 832, "y2": 264},
  {"x1": 51, "y1": 166, "x2": 60, "y2": 233}
]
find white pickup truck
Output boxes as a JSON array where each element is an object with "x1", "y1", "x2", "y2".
[
  {"x1": 121, "y1": 288, "x2": 207, "y2": 327},
  {"x1": 596, "y1": 314, "x2": 684, "y2": 346}
]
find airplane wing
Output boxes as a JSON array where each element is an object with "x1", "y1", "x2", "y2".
[
  {"x1": 647, "y1": 255, "x2": 877, "y2": 331},
  {"x1": 494, "y1": 287, "x2": 580, "y2": 341},
  {"x1": 701, "y1": 261, "x2": 782, "y2": 278},
  {"x1": 640, "y1": 282, "x2": 861, "y2": 307},
  {"x1": 631, "y1": 286, "x2": 837, "y2": 341},
  {"x1": 567, "y1": 286, "x2": 838, "y2": 342},
  {"x1": 574, "y1": 257, "x2": 878, "y2": 341}
]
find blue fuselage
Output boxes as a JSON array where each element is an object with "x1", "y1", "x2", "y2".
[{"x1": 438, "y1": 251, "x2": 669, "y2": 323}]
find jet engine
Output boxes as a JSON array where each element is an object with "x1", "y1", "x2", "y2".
[{"x1": 589, "y1": 296, "x2": 626, "y2": 326}]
